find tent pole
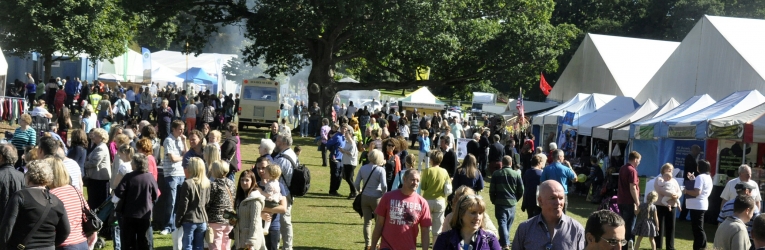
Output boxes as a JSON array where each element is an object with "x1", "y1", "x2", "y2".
[
  {"x1": 590, "y1": 136, "x2": 594, "y2": 158},
  {"x1": 743, "y1": 143, "x2": 747, "y2": 165},
  {"x1": 608, "y1": 140, "x2": 613, "y2": 160}
]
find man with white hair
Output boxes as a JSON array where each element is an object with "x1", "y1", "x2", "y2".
[
  {"x1": 272, "y1": 131, "x2": 298, "y2": 250},
  {"x1": 721, "y1": 165, "x2": 762, "y2": 210},
  {"x1": 547, "y1": 142, "x2": 557, "y2": 164}
]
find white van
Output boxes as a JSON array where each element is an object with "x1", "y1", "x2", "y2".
[{"x1": 237, "y1": 78, "x2": 281, "y2": 130}]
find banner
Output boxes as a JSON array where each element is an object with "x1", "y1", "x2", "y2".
[
  {"x1": 141, "y1": 47, "x2": 152, "y2": 83},
  {"x1": 718, "y1": 140, "x2": 756, "y2": 174},
  {"x1": 636, "y1": 125, "x2": 654, "y2": 140},
  {"x1": 708, "y1": 124, "x2": 743, "y2": 139},
  {"x1": 561, "y1": 112, "x2": 575, "y2": 126},
  {"x1": 456, "y1": 138, "x2": 471, "y2": 160},
  {"x1": 668, "y1": 126, "x2": 696, "y2": 139}
]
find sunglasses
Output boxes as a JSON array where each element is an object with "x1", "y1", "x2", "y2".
[
  {"x1": 386, "y1": 144, "x2": 395, "y2": 147},
  {"x1": 600, "y1": 237, "x2": 627, "y2": 247}
]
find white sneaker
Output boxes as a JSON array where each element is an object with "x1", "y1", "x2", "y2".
[
  {"x1": 160, "y1": 229, "x2": 170, "y2": 235},
  {"x1": 627, "y1": 240, "x2": 634, "y2": 250}
]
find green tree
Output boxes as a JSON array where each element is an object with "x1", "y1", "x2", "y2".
[
  {"x1": 147, "y1": 0, "x2": 577, "y2": 109},
  {"x1": 0, "y1": 0, "x2": 138, "y2": 81}
]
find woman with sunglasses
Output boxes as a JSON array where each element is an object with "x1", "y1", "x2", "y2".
[
  {"x1": 382, "y1": 138, "x2": 401, "y2": 192},
  {"x1": 433, "y1": 193, "x2": 501, "y2": 249}
]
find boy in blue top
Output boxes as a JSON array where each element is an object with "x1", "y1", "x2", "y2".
[
  {"x1": 326, "y1": 124, "x2": 346, "y2": 196},
  {"x1": 540, "y1": 149, "x2": 577, "y2": 213},
  {"x1": 417, "y1": 130, "x2": 431, "y2": 171}
]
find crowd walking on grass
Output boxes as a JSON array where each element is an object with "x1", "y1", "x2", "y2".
[{"x1": 3, "y1": 77, "x2": 765, "y2": 250}]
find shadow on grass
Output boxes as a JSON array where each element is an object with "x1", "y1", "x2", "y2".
[
  {"x1": 294, "y1": 221, "x2": 362, "y2": 226},
  {"x1": 309, "y1": 205, "x2": 349, "y2": 208},
  {"x1": 294, "y1": 247, "x2": 339, "y2": 250}
]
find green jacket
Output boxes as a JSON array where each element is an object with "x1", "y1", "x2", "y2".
[{"x1": 489, "y1": 167, "x2": 524, "y2": 207}]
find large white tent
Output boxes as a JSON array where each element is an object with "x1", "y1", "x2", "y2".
[
  {"x1": 636, "y1": 15, "x2": 765, "y2": 104},
  {"x1": 630, "y1": 94, "x2": 717, "y2": 139},
  {"x1": 592, "y1": 99, "x2": 660, "y2": 141},
  {"x1": 569, "y1": 96, "x2": 639, "y2": 136},
  {"x1": 533, "y1": 93, "x2": 590, "y2": 125},
  {"x1": 547, "y1": 34, "x2": 679, "y2": 103},
  {"x1": 659, "y1": 90, "x2": 765, "y2": 139}
]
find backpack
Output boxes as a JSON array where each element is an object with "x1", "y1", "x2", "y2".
[
  {"x1": 277, "y1": 153, "x2": 311, "y2": 197},
  {"x1": 31, "y1": 115, "x2": 49, "y2": 134}
]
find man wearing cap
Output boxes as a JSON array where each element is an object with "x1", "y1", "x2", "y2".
[
  {"x1": 714, "y1": 194, "x2": 756, "y2": 250},
  {"x1": 721, "y1": 165, "x2": 761, "y2": 210}
]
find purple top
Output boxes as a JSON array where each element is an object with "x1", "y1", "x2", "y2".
[{"x1": 320, "y1": 125, "x2": 330, "y2": 143}]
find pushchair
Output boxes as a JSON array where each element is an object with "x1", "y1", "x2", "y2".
[{"x1": 93, "y1": 195, "x2": 116, "y2": 249}]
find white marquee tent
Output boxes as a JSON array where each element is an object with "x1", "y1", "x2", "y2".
[
  {"x1": 592, "y1": 99, "x2": 660, "y2": 141},
  {"x1": 534, "y1": 93, "x2": 616, "y2": 125},
  {"x1": 547, "y1": 34, "x2": 679, "y2": 103},
  {"x1": 630, "y1": 94, "x2": 717, "y2": 139},
  {"x1": 659, "y1": 90, "x2": 765, "y2": 139},
  {"x1": 569, "y1": 96, "x2": 639, "y2": 136},
  {"x1": 636, "y1": 15, "x2": 765, "y2": 104}
]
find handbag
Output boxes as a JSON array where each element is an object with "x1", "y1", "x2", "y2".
[
  {"x1": 74, "y1": 185, "x2": 103, "y2": 235},
  {"x1": 224, "y1": 182, "x2": 236, "y2": 225},
  {"x1": 443, "y1": 180, "x2": 453, "y2": 197},
  {"x1": 205, "y1": 223, "x2": 215, "y2": 243},
  {"x1": 353, "y1": 170, "x2": 376, "y2": 218}
]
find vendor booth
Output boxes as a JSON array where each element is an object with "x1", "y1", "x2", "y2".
[
  {"x1": 532, "y1": 93, "x2": 615, "y2": 149},
  {"x1": 398, "y1": 87, "x2": 445, "y2": 116},
  {"x1": 178, "y1": 67, "x2": 218, "y2": 92}
]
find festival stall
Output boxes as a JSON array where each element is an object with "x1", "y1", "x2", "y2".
[
  {"x1": 532, "y1": 93, "x2": 614, "y2": 147},
  {"x1": 398, "y1": 87, "x2": 445, "y2": 117},
  {"x1": 657, "y1": 90, "x2": 765, "y2": 139},
  {"x1": 177, "y1": 67, "x2": 218, "y2": 92},
  {"x1": 592, "y1": 99, "x2": 660, "y2": 141},
  {"x1": 707, "y1": 102, "x2": 765, "y2": 190}
]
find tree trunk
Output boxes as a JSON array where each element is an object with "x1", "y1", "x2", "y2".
[
  {"x1": 43, "y1": 54, "x2": 53, "y2": 84},
  {"x1": 307, "y1": 53, "x2": 337, "y2": 118}
]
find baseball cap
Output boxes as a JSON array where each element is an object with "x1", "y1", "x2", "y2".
[{"x1": 735, "y1": 182, "x2": 757, "y2": 191}]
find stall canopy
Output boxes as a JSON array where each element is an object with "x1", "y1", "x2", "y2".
[
  {"x1": 547, "y1": 34, "x2": 679, "y2": 103},
  {"x1": 592, "y1": 99, "x2": 659, "y2": 141},
  {"x1": 399, "y1": 87, "x2": 444, "y2": 104},
  {"x1": 97, "y1": 73, "x2": 124, "y2": 83},
  {"x1": 177, "y1": 67, "x2": 218, "y2": 85},
  {"x1": 534, "y1": 93, "x2": 615, "y2": 125},
  {"x1": 659, "y1": 90, "x2": 765, "y2": 139},
  {"x1": 570, "y1": 96, "x2": 639, "y2": 136},
  {"x1": 708, "y1": 102, "x2": 765, "y2": 142},
  {"x1": 636, "y1": 15, "x2": 765, "y2": 104},
  {"x1": 151, "y1": 61, "x2": 183, "y2": 83},
  {"x1": 630, "y1": 94, "x2": 716, "y2": 139},
  {"x1": 533, "y1": 93, "x2": 590, "y2": 125}
]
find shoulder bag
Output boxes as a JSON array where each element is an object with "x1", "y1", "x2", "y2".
[
  {"x1": 18, "y1": 190, "x2": 53, "y2": 250},
  {"x1": 201, "y1": 183, "x2": 215, "y2": 244},
  {"x1": 353, "y1": 169, "x2": 376, "y2": 218},
  {"x1": 74, "y1": 185, "x2": 103, "y2": 235}
]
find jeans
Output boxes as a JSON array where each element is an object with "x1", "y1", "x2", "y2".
[
  {"x1": 690, "y1": 209, "x2": 706, "y2": 250},
  {"x1": 264, "y1": 229, "x2": 281, "y2": 250},
  {"x1": 163, "y1": 176, "x2": 185, "y2": 231},
  {"x1": 208, "y1": 223, "x2": 234, "y2": 250},
  {"x1": 121, "y1": 217, "x2": 151, "y2": 250},
  {"x1": 56, "y1": 241, "x2": 88, "y2": 250},
  {"x1": 329, "y1": 161, "x2": 343, "y2": 193},
  {"x1": 618, "y1": 204, "x2": 637, "y2": 250},
  {"x1": 280, "y1": 195, "x2": 293, "y2": 250},
  {"x1": 495, "y1": 205, "x2": 516, "y2": 248},
  {"x1": 343, "y1": 164, "x2": 357, "y2": 195},
  {"x1": 182, "y1": 222, "x2": 207, "y2": 250},
  {"x1": 427, "y1": 199, "x2": 446, "y2": 238},
  {"x1": 361, "y1": 195, "x2": 381, "y2": 247},
  {"x1": 300, "y1": 121, "x2": 309, "y2": 136},
  {"x1": 654, "y1": 205, "x2": 676, "y2": 250},
  {"x1": 320, "y1": 144, "x2": 328, "y2": 166}
]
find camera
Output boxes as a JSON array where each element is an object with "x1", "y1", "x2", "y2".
[{"x1": 223, "y1": 210, "x2": 238, "y2": 220}]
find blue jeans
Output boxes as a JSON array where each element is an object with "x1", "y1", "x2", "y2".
[
  {"x1": 300, "y1": 120, "x2": 309, "y2": 136},
  {"x1": 618, "y1": 204, "x2": 637, "y2": 249},
  {"x1": 182, "y1": 222, "x2": 207, "y2": 250},
  {"x1": 56, "y1": 241, "x2": 88, "y2": 250},
  {"x1": 113, "y1": 219, "x2": 121, "y2": 250},
  {"x1": 163, "y1": 176, "x2": 185, "y2": 231},
  {"x1": 495, "y1": 205, "x2": 516, "y2": 248}
]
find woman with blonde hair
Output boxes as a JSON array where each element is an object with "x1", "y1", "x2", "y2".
[
  {"x1": 47, "y1": 157, "x2": 92, "y2": 250},
  {"x1": 206, "y1": 160, "x2": 235, "y2": 250},
  {"x1": 85, "y1": 128, "x2": 111, "y2": 209},
  {"x1": 441, "y1": 186, "x2": 498, "y2": 236},
  {"x1": 434, "y1": 194, "x2": 502, "y2": 249},
  {"x1": 452, "y1": 154, "x2": 484, "y2": 192},
  {"x1": 354, "y1": 149, "x2": 388, "y2": 248},
  {"x1": 11, "y1": 113, "x2": 36, "y2": 169},
  {"x1": 421, "y1": 150, "x2": 451, "y2": 240},
  {"x1": 175, "y1": 157, "x2": 211, "y2": 250},
  {"x1": 204, "y1": 143, "x2": 222, "y2": 173}
]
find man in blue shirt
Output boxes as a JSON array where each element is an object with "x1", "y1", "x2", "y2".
[
  {"x1": 325, "y1": 125, "x2": 346, "y2": 196},
  {"x1": 541, "y1": 149, "x2": 577, "y2": 213}
]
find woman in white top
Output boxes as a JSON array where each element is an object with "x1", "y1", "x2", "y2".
[
  {"x1": 184, "y1": 101, "x2": 199, "y2": 135},
  {"x1": 338, "y1": 125, "x2": 358, "y2": 199},
  {"x1": 683, "y1": 159, "x2": 713, "y2": 250}
]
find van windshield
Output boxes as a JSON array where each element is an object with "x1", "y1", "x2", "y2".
[{"x1": 243, "y1": 86, "x2": 278, "y2": 102}]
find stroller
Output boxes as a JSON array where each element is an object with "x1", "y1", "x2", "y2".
[{"x1": 93, "y1": 195, "x2": 116, "y2": 249}]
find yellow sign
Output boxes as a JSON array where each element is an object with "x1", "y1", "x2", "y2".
[{"x1": 416, "y1": 66, "x2": 430, "y2": 81}]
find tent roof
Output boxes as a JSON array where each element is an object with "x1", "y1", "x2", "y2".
[
  {"x1": 636, "y1": 15, "x2": 765, "y2": 104},
  {"x1": 0, "y1": 49, "x2": 7, "y2": 77},
  {"x1": 571, "y1": 96, "x2": 639, "y2": 136},
  {"x1": 152, "y1": 51, "x2": 237, "y2": 77},
  {"x1": 636, "y1": 98, "x2": 681, "y2": 123},
  {"x1": 709, "y1": 102, "x2": 765, "y2": 128},
  {"x1": 534, "y1": 93, "x2": 617, "y2": 125},
  {"x1": 400, "y1": 87, "x2": 444, "y2": 104},
  {"x1": 533, "y1": 93, "x2": 590, "y2": 125},
  {"x1": 177, "y1": 67, "x2": 218, "y2": 85},
  {"x1": 151, "y1": 61, "x2": 183, "y2": 83},
  {"x1": 547, "y1": 34, "x2": 679, "y2": 102},
  {"x1": 665, "y1": 90, "x2": 765, "y2": 126},
  {"x1": 592, "y1": 100, "x2": 658, "y2": 140},
  {"x1": 633, "y1": 94, "x2": 716, "y2": 126}
]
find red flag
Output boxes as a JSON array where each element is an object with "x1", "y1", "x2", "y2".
[{"x1": 539, "y1": 72, "x2": 552, "y2": 96}]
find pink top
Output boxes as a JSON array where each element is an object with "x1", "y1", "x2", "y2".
[
  {"x1": 50, "y1": 185, "x2": 88, "y2": 246},
  {"x1": 235, "y1": 136, "x2": 242, "y2": 171},
  {"x1": 374, "y1": 190, "x2": 432, "y2": 250}
]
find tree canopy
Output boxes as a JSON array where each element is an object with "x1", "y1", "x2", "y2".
[
  {"x1": 145, "y1": 0, "x2": 577, "y2": 107},
  {"x1": 0, "y1": 0, "x2": 138, "y2": 81}
]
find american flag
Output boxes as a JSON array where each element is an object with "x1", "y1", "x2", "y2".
[{"x1": 516, "y1": 88, "x2": 525, "y2": 123}]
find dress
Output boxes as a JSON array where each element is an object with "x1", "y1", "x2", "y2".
[{"x1": 633, "y1": 203, "x2": 659, "y2": 237}]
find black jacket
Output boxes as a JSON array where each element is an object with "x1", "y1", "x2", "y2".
[
  {"x1": 466, "y1": 140, "x2": 481, "y2": 159},
  {"x1": 115, "y1": 171, "x2": 160, "y2": 219},
  {"x1": 0, "y1": 164, "x2": 24, "y2": 217},
  {"x1": 0, "y1": 188, "x2": 70, "y2": 249},
  {"x1": 221, "y1": 137, "x2": 239, "y2": 169},
  {"x1": 441, "y1": 148, "x2": 459, "y2": 177},
  {"x1": 488, "y1": 142, "x2": 505, "y2": 163}
]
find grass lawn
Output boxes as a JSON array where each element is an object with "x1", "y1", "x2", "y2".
[{"x1": 0, "y1": 120, "x2": 716, "y2": 249}]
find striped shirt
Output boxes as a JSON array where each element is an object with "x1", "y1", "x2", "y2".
[
  {"x1": 50, "y1": 185, "x2": 88, "y2": 246},
  {"x1": 63, "y1": 158, "x2": 82, "y2": 189},
  {"x1": 11, "y1": 127, "x2": 36, "y2": 153},
  {"x1": 718, "y1": 198, "x2": 760, "y2": 234}
]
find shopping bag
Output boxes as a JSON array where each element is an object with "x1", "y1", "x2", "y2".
[{"x1": 172, "y1": 227, "x2": 184, "y2": 250}]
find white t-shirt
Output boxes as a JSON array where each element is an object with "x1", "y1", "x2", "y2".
[
  {"x1": 720, "y1": 177, "x2": 762, "y2": 202},
  {"x1": 185, "y1": 104, "x2": 198, "y2": 118},
  {"x1": 686, "y1": 173, "x2": 713, "y2": 210}
]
